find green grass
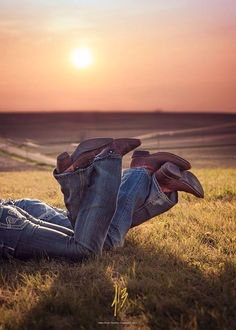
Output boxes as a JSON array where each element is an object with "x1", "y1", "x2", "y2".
[{"x1": 0, "y1": 169, "x2": 235, "y2": 330}]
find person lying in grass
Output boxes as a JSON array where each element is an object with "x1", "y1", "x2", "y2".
[{"x1": 0, "y1": 138, "x2": 204, "y2": 261}]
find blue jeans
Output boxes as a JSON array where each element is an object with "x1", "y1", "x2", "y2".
[
  {"x1": 0, "y1": 153, "x2": 122, "y2": 261},
  {"x1": 0, "y1": 159, "x2": 178, "y2": 260},
  {"x1": 104, "y1": 168, "x2": 178, "y2": 248}
]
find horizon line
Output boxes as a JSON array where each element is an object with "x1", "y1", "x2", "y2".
[{"x1": 0, "y1": 110, "x2": 235, "y2": 115}]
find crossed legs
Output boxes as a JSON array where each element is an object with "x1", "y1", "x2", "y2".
[
  {"x1": 10, "y1": 167, "x2": 178, "y2": 250},
  {"x1": 0, "y1": 137, "x2": 204, "y2": 260},
  {"x1": 0, "y1": 154, "x2": 122, "y2": 260}
]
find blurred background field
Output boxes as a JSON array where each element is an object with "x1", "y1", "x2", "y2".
[{"x1": 0, "y1": 112, "x2": 236, "y2": 171}]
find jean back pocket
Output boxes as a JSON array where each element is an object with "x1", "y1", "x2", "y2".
[{"x1": 0, "y1": 206, "x2": 28, "y2": 230}]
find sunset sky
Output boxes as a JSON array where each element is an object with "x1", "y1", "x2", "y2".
[{"x1": 0, "y1": 0, "x2": 235, "y2": 112}]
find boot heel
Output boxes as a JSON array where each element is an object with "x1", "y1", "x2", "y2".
[
  {"x1": 56, "y1": 152, "x2": 72, "y2": 173},
  {"x1": 161, "y1": 162, "x2": 181, "y2": 179}
]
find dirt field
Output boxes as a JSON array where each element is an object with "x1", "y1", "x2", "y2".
[{"x1": 0, "y1": 111, "x2": 235, "y2": 169}]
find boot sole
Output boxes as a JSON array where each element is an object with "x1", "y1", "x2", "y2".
[
  {"x1": 66, "y1": 137, "x2": 140, "y2": 171},
  {"x1": 71, "y1": 138, "x2": 114, "y2": 161}
]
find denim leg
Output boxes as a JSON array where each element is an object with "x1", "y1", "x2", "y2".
[
  {"x1": 0, "y1": 205, "x2": 29, "y2": 258},
  {"x1": 131, "y1": 174, "x2": 178, "y2": 227},
  {"x1": 73, "y1": 154, "x2": 122, "y2": 254},
  {"x1": 1, "y1": 155, "x2": 122, "y2": 260},
  {"x1": 14, "y1": 225, "x2": 91, "y2": 261},
  {"x1": 55, "y1": 153, "x2": 122, "y2": 254},
  {"x1": 0, "y1": 205, "x2": 89, "y2": 261},
  {"x1": 104, "y1": 168, "x2": 151, "y2": 248},
  {"x1": 12, "y1": 198, "x2": 72, "y2": 229},
  {"x1": 14, "y1": 206, "x2": 74, "y2": 236},
  {"x1": 53, "y1": 164, "x2": 93, "y2": 227},
  {"x1": 104, "y1": 168, "x2": 178, "y2": 248}
]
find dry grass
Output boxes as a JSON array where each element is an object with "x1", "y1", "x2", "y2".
[{"x1": 0, "y1": 169, "x2": 235, "y2": 330}]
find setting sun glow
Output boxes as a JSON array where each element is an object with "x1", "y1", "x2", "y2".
[
  {"x1": 70, "y1": 48, "x2": 93, "y2": 69},
  {"x1": 0, "y1": 1, "x2": 235, "y2": 112}
]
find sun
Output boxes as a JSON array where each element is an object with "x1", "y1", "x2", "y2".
[{"x1": 70, "y1": 48, "x2": 93, "y2": 69}]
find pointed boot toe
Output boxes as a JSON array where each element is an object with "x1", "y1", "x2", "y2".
[
  {"x1": 111, "y1": 138, "x2": 141, "y2": 156},
  {"x1": 181, "y1": 171, "x2": 204, "y2": 198}
]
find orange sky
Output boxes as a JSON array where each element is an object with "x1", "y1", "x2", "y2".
[{"x1": 0, "y1": 0, "x2": 235, "y2": 112}]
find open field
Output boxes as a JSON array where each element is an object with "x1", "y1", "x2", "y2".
[
  {"x1": 0, "y1": 112, "x2": 236, "y2": 170},
  {"x1": 0, "y1": 168, "x2": 235, "y2": 330}
]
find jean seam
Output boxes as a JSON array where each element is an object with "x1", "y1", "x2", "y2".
[
  {"x1": 111, "y1": 170, "x2": 148, "y2": 229},
  {"x1": 79, "y1": 171, "x2": 85, "y2": 201},
  {"x1": 74, "y1": 239, "x2": 97, "y2": 255},
  {"x1": 0, "y1": 223, "x2": 28, "y2": 230}
]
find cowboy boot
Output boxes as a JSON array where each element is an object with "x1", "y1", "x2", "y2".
[
  {"x1": 57, "y1": 138, "x2": 141, "y2": 173},
  {"x1": 54, "y1": 137, "x2": 141, "y2": 227},
  {"x1": 56, "y1": 138, "x2": 114, "y2": 173},
  {"x1": 130, "y1": 150, "x2": 191, "y2": 173},
  {"x1": 155, "y1": 162, "x2": 204, "y2": 198},
  {"x1": 99, "y1": 138, "x2": 141, "y2": 157}
]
